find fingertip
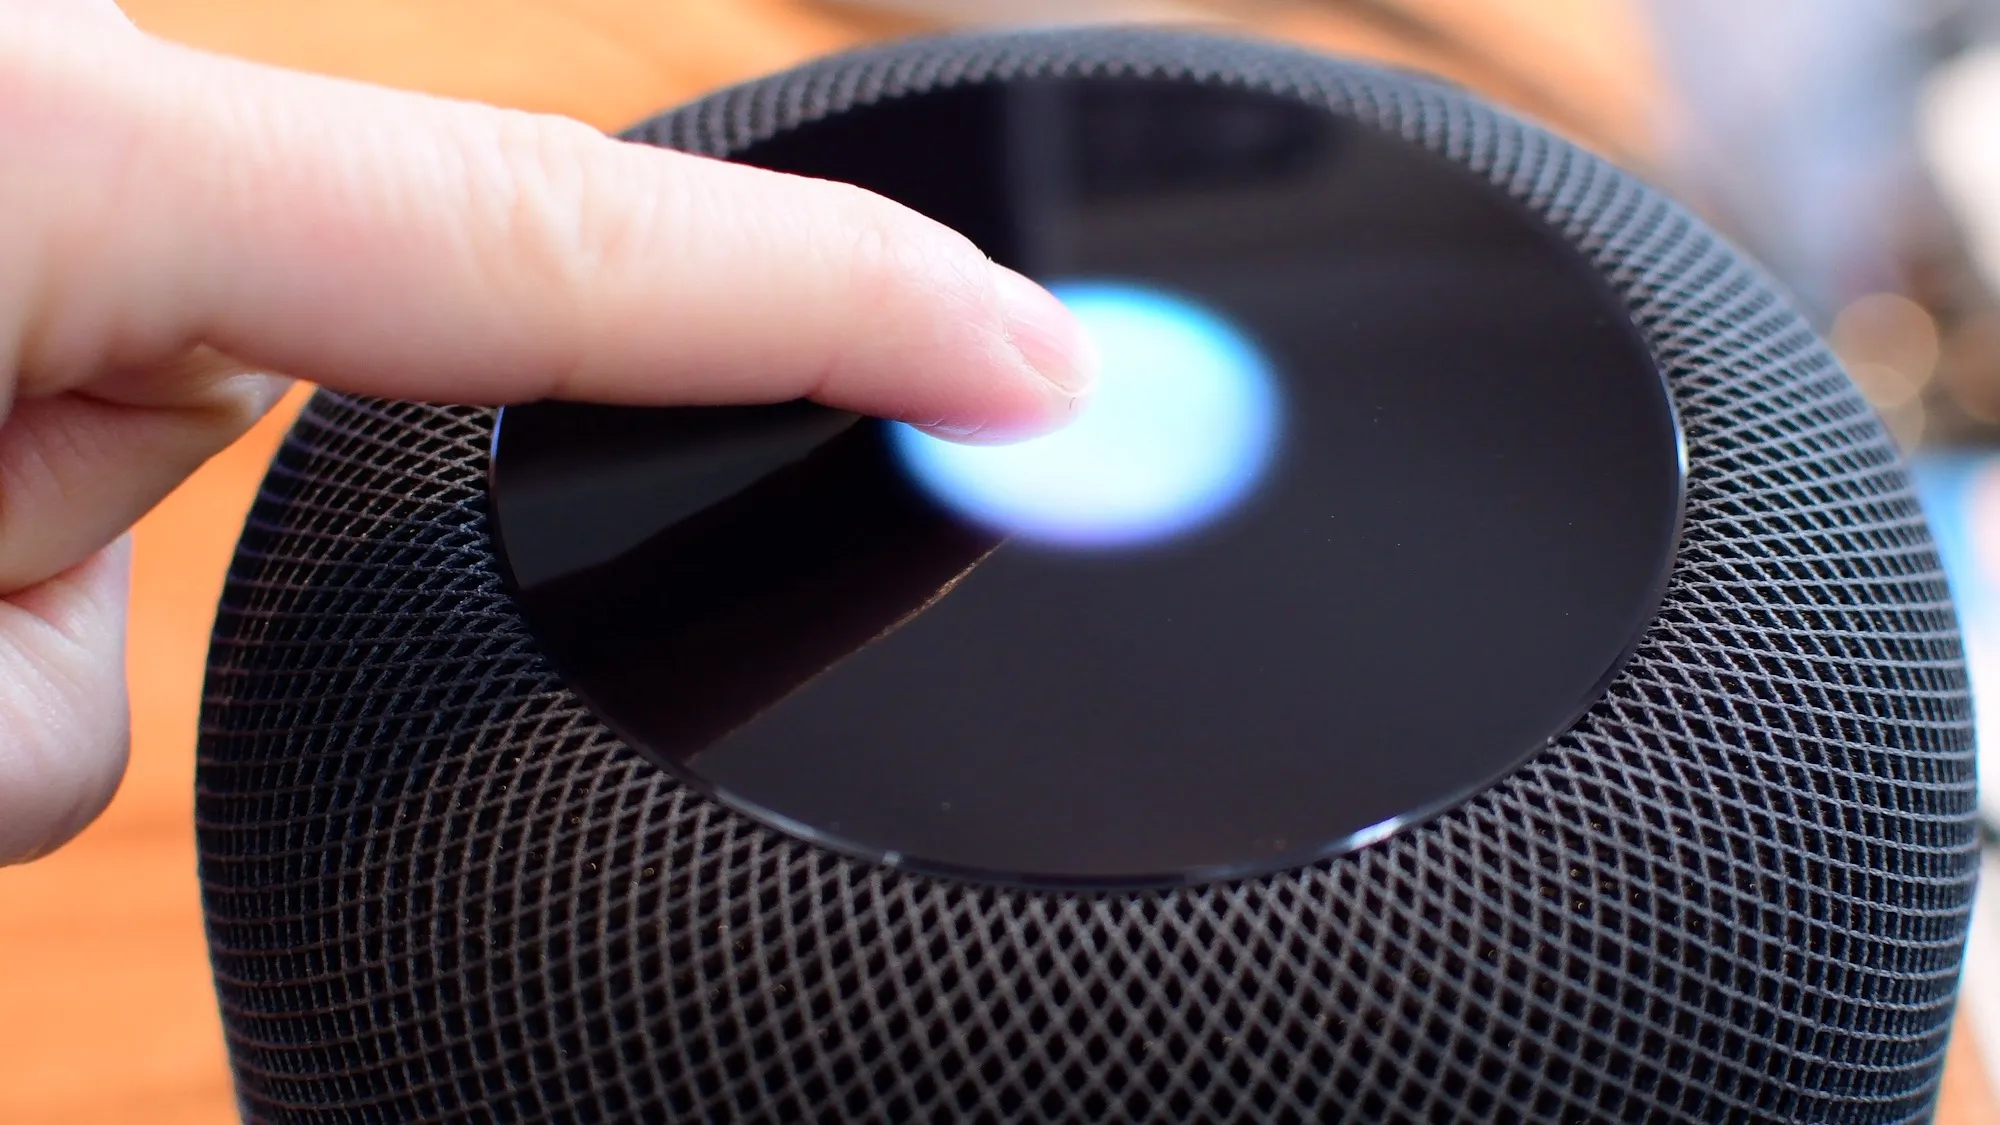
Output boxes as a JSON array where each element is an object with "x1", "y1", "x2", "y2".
[
  {"x1": 771, "y1": 194, "x2": 1097, "y2": 445},
  {"x1": 908, "y1": 266, "x2": 1098, "y2": 446},
  {"x1": 881, "y1": 266, "x2": 1098, "y2": 447},
  {"x1": 912, "y1": 386, "x2": 1084, "y2": 446},
  {"x1": 0, "y1": 731, "x2": 126, "y2": 866},
  {"x1": 914, "y1": 365, "x2": 1093, "y2": 448},
  {"x1": 0, "y1": 544, "x2": 131, "y2": 867},
  {"x1": 991, "y1": 265, "x2": 1098, "y2": 398}
]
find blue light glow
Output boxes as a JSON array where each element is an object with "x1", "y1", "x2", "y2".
[{"x1": 891, "y1": 280, "x2": 1282, "y2": 549}]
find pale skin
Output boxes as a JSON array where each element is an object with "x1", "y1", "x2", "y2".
[{"x1": 0, "y1": 0, "x2": 1096, "y2": 864}]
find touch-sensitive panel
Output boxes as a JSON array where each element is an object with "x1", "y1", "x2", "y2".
[{"x1": 486, "y1": 76, "x2": 1684, "y2": 888}]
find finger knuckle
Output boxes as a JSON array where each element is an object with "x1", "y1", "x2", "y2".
[
  {"x1": 829, "y1": 187, "x2": 981, "y2": 325},
  {"x1": 476, "y1": 111, "x2": 645, "y2": 300}
]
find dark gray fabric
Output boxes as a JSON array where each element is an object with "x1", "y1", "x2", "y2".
[{"x1": 197, "y1": 26, "x2": 1977, "y2": 1124}]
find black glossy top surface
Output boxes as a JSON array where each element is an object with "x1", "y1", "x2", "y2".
[{"x1": 487, "y1": 76, "x2": 1684, "y2": 888}]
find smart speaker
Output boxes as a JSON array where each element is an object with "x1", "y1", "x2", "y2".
[{"x1": 197, "y1": 26, "x2": 1978, "y2": 1123}]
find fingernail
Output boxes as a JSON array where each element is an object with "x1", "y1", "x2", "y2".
[
  {"x1": 992, "y1": 266, "x2": 1098, "y2": 395},
  {"x1": 918, "y1": 419, "x2": 991, "y2": 440}
]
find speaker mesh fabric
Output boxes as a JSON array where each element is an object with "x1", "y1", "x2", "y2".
[{"x1": 197, "y1": 27, "x2": 1978, "y2": 1124}]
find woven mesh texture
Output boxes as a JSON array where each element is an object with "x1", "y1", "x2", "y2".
[{"x1": 197, "y1": 27, "x2": 1977, "y2": 1124}]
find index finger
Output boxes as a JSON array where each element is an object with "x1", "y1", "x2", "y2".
[{"x1": 9, "y1": 18, "x2": 1095, "y2": 441}]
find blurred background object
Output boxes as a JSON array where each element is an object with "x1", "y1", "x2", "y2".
[
  {"x1": 1646, "y1": 0, "x2": 2000, "y2": 453},
  {"x1": 6, "y1": 2, "x2": 2000, "y2": 1123},
  {"x1": 834, "y1": 0, "x2": 1672, "y2": 163}
]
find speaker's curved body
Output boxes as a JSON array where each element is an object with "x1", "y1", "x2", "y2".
[{"x1": 198, "y1": 28, "x2": 1978, "y2": 1124}]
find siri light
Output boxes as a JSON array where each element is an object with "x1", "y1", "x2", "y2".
[{"x1": 891, "y1": 280, "x2": 1281, "y2": 549}]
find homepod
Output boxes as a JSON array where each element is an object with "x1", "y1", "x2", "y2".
[{"x1": 198, "y1": 25, "x2": 1977, "y2": 1123}]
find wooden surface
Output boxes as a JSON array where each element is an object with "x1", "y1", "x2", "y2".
[{"x1": 0, "y1": 2, "x2": 1987, "y2": 1122}]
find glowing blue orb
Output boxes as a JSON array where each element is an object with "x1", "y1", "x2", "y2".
[{"x1": 890, "y1": 280, "x2": 1282, "y2": 550}]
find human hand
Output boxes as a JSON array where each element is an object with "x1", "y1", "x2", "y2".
[{"x1": 0, "y1": 0, "x2": 1095, "y2": 864}]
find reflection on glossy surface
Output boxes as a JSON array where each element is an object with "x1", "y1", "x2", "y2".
[
  {"x1": 492, "y1": 401, "x2": 1001, "y2": 762},
  {"x1": 891, "y1": 280, "x2": 1281, "y2": 549},
  {"x1": 487, "y1": 76, "x2": 1684, "y2": 888}
]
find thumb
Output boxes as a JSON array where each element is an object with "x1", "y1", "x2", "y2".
[{"x1": 10, "y1": 13, "x2": 1096, "y2": 440}]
